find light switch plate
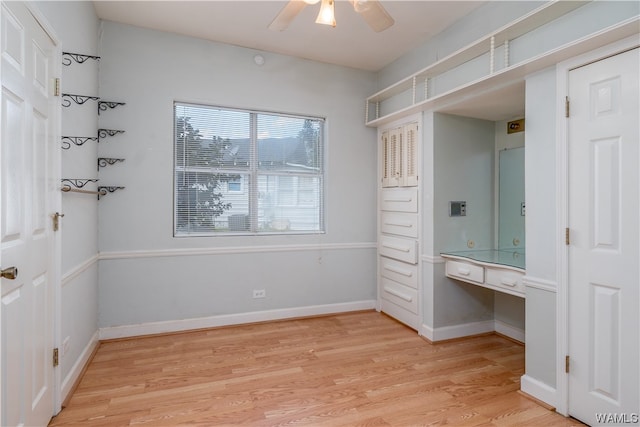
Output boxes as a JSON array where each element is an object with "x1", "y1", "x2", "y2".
[{"x1": 449, "y1": 201, "x2": 467, "y2": 217}]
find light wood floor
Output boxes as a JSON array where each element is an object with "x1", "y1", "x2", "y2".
[{"x1": 50, "y1": 311, "x2": 584, "y2": 426}]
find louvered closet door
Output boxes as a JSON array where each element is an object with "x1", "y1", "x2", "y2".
[
  {"x1": 381, "y1": 130, "x2": 392, "y2": 187},
  {"x1": 403, "y1": 122, "x2": 418, "y2": 186},
  {"x1": 382, "y1": 128, "x2": 402, "y2": 187}
]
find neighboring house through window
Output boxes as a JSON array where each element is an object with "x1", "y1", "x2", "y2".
[
  {"x1": 227, "y1": 176, "x2": 242, "y2": 192},
  {"x1": 174, "y1": 102, "x2": 325, "y2": 235}
]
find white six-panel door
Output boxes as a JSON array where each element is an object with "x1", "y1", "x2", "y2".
[
  {"x1": 568, "y1": 47, "x2": 639, "y2": 425},
  {"x1": 1, "y1": 2, "x2": 58, "y2": 426}
]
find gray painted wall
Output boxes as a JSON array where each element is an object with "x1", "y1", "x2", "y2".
[
  {"x1": 96, "y1": 21, "x2": 378, "y2": 328},
  {"x1": 434, "y1": 114, "x2": 495, "y2": 252},
  {"x1": 524, "y1": 66, "x2": 558, "y2": 386},
  {"x1": 32, "y1": 1, "x2": 100, "y2": 384},
  {"x1": 424, "y1": 113, "x2": 496, "y2": 329}
]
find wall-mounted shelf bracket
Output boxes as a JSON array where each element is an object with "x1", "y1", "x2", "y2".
[
  {"x1": 62, "y1": 93, "x2": 100, "y2": 108},
  {"x1": 97, "y1": 186, "x2": 125, "y2": 200},
  {"x1": 98, "y1": 101, "x2": 126, "y2": 115},
  {"x1": 62, "y1": 52, "x2": 100, "y2": 66},
  {"x1": 61, "y1": 179, "x2": 105, "y2": 197},
  {"x1": 61, "y1": 136, "x2": 98, "y2": 150},
  {"x1": 97, "y1": 158, "x2": 125, "y2": 170},
  {"x1": 61, "y1": 178, "x2": 98, "y2": 189},
  {"x1": 98, "y1": 128, "x2": 125, "y2": 141}
]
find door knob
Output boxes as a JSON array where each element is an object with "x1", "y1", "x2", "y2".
[{"x1": 1, "y1": 266, "x2": 18, "y2": 280}]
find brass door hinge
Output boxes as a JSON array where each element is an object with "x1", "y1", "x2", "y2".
[
  {"x1": 565, "y1": 228, "x2": 570, "y2": 245},
  {"x1": 52, "y1": 212, "x2": 64, "y2": 232},
  {"x1": 54, "y1": 78, "x2": 61, "y2": 97},
  {"x1": 565, "y1": 96, "x2": 570, "y2": 118},
  {"x1": 53, "y1": 348, "x2": 59, "y2": 367},
  {"x1": 565, "y1": 355, "x2": 570, "y2": 373}
]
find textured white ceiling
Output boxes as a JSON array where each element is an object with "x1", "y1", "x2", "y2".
[{"x1": 92, "y1": 1, "x2": 486, "y2": 72}]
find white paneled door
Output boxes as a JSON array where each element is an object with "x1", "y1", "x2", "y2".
[
  {"x1": 1, "y1": 2, "x2": 58, "y2": 426},
  {"x1": 568, "y1": 47, "x2": 639, "y2": 425}
]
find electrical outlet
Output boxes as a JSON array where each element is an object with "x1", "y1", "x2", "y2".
[
  {"x1": 252, "y1": 289, "x2": 266, "y2": 299},
  {"x1": 521, "y1": 202, "x2": 526, "y2": 216}
]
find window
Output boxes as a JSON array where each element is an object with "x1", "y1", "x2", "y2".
[
  {"x1": 174, "y1": 102, "x2": 325, "y2": 236},
  {"x1": 227, "y1": 177, "x2": 242, "y2": 192}
]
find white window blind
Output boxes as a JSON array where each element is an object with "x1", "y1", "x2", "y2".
[{"x1": 174, "y1": 102, "x2": 325, "y2": 236}]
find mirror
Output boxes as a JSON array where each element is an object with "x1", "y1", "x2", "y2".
[{"x1": 498, "y1": 147, "x2": 525, "y2": 249}]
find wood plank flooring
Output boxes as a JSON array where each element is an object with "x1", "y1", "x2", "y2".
[{"x1": 50, "y1": 311, "x2": 584, "y2": 426}]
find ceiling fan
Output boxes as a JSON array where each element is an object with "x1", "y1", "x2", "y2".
[{"x1": 269, "y1": 0, "x2": 395, "y2": 32}]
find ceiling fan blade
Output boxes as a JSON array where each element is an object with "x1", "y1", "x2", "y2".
[
  {"x1": 268, "y1": 0, "x2": 307, "y2": 31},
  {"x1": 354, "y1": 0, "x2": 394, "y2": 32}
]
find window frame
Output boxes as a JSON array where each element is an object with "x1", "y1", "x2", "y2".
[
  {"x1": 226, "y1": 176, "x2": 243, "y2": 193},
  {"x1": 173, "y1": 102, "x2": 326, "y2": 237}
]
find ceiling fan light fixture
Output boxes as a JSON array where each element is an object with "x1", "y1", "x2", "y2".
[
  {"x1": 315, "y1": 0, "x2": 336, "y2": 27},
  {"x1": 353, "y1": 0, "x2": 370, "y2": 13},
  {"x1": 303, "y1": 0, "x2": 321, "y2": 4}
]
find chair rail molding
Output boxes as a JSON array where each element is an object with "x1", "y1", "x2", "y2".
[
  {"x1": 62, "y1": 254, "x2": 100, "y2": 287},
  {"x1": 98, "y1": 242, "x2": 376, "y2": 260}
]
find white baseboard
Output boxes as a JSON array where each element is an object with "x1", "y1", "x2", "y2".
[
  {"x1": 99, "y1": 300, "x2": 377, "y2": 340},
  {"x1": 61, "y1": 331, "x2": 99, "y2": 403},
  {"x1": 520, "y1": 374, "x2": 557, "y2": 409},
  {"x1": 495, "y1": 319, "x2": 525, "y2": 343},
  {"x1": 420, "y1": 319, "x2": 524, "y2": 343},
  {"x1": 421, "y1": 320, "x2": 495, "y2": 342}
]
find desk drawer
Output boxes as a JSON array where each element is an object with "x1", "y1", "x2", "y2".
[
  {"x1": 380, "y1": 256, "x2": 418, "y2": 289},
  {"x1": 379, "y1": 235, "x2": 417, "y2": 264},
  {"x1": 445, "y1": 260, "x2": 484, "y2": 284},
  {"x1": 381, "y1": 212, "x2": 418, "y2": 238},
  {"x1": 485, "y1": 268, "x2": 525, "y2": 295},
  {"x1": 381, "y1": 277, "x2": 418, "y2": 314},
  {"x1": 381, "y1": 188, "x2": 418, "y2": 212}
]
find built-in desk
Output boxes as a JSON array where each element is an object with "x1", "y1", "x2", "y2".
[{"x1": 440, "y1": 250, "x2": 526, "y2": 298}]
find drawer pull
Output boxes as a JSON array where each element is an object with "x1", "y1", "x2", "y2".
[
  {"x1": 383, "y1": 197, "x2": 413, "y2": 203},
  {"x1": 382, "y1": 244, "x2": 410, "y2": 253},
  {"x1": 384, "y1": 265, "x2": 413, "y2": 277},
  {"x1": 384, "y1": 286, "x2": 413, "y2": 302},
  {"x1": 457, "y1": 268, "x2": 471, "y2": 276},
  {"x1": 384, "y1": 221, "x2": 413, "y2": 228},
  {"x1": 500, "y1": 278, "x2": 517, "y2": 287}
]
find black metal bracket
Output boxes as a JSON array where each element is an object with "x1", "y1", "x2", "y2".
[
  {"x1": 97, "y1": 158, "x2": 125, "y2": 170},
  {"x1": 98, "y1": 101, "x2": 126, "y2": 115},
  {"x1": 98, "y1": 128, "x2": 125, "y2": 141},
  {"x1": 62, "y1": 52, "x2": 100, "y2": 66},
  {"x1": 61, "y1": 178, "x2": 99, "y2": 189},
  {"x1": 62, "y1": 93, "x2": 100, "y2": 108},
  {"x1": 61, "y1": 136, "x2": 98, "y2": 150},
  {"x1": 97, "y1": 186, "x2": 125, "y2": 200}
]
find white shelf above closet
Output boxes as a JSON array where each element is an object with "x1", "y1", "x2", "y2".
[{"x1": 365, "y1": 1, "x2": 639, "y2": 127}]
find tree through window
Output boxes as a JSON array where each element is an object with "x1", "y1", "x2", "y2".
[{"x1": 174, "y1": 103, "x2": 325, "y2": 236}]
